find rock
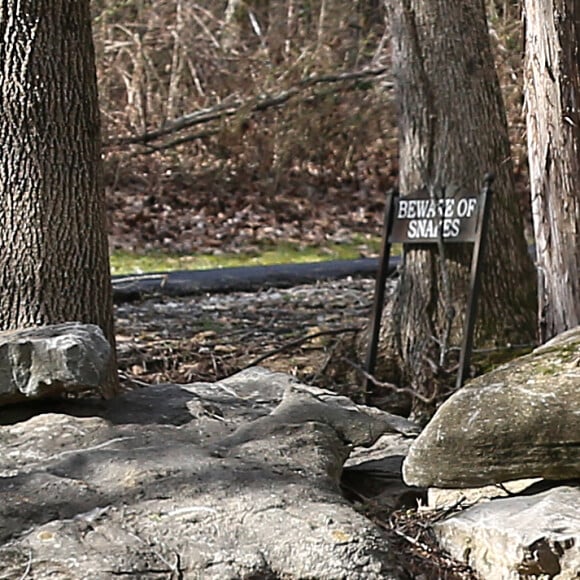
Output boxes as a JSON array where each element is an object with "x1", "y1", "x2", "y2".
[
  {"x1": 428, "y1": 478, "x2": 542, "y2": 509},
  {"x1": 343, "y1": 434, "x2": 426, "y2": 511},
  {"x1": 0, "y1": 322, "x2": 112, "y2": 405},
  {"x1": 214, "y1": 381, "x2": 420, "y2": 453},
  {"x1": 433, "y1": 485, "x2": 580, "y2": 579},
  {"x1": 0, "y1": 367, "x2": 413, "y2": 579},
  {"x1": 403, "y1": 326, "x2": 580, "y2": 488}
]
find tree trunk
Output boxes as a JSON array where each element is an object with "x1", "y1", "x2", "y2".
[
  {"x1": 0, "y1": 0, "x2": 119, "y2": 397},
  {"x1": 524, "y1": 0, "x2": 580, "y2": 341},
  {"x1": 377, "y1": 0, "x2": 537, "y2": 416}
]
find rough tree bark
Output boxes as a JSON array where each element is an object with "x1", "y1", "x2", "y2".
[
  {"x1": 0, "y1": 0, "x2": 119, "y2": 397},
  {"x1": 524, "y1": 0, "x2": 580, "y2": 341},
  {"x1": 377, "y1": 0, "x2": 537, "y2": 415}
]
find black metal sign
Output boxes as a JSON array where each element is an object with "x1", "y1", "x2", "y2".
[
  {"x1": 389, "y1": 188, "x2": 481, "y2": 243},
  {"x1": 365, "y1": 176, "x2": 493, "y2": 391}
]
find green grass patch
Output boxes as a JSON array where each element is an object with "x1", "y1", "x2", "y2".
[{"x1": 110, "y1": 235, "x2": 388, "y2": 276}]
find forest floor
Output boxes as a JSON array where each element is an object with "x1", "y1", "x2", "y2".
[
  {"x1": 107, "y1": 134, "x2": 412, "y2": 413},
  {"x1": 110, "y1": 193, "x2": 483, "y2": 579},
  {"x1": 114, "y1": 276, "x2": 378, "y2": 400},
  {"x1": 108, "y1": 163, "x2": 391, "y2": 393},
  {"x1": 106, "y1": 159, "x2": 390, "y2": 257}
]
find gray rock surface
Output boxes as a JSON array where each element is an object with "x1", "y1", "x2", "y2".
[
  {"x1": 0, "y1": 367, "x2": 415, "y2": 579},
  {"x1": 0, "y1": 322, "x2": 112, "y2": 405},
  {"x1": 428, "y1": 478, "x2": 542, "y2": 509},
  {"x1": 403, "y1": 326, "x2": 580, "y2": 488},
  {"x1": 434, "y1": 485, "x2": 580, "y2": 579}
]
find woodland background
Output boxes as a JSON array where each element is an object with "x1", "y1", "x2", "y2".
[{"x1": 96, "y1": 0, "x2": 531, "y2": 260}]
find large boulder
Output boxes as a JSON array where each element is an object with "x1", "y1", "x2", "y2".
[
  {"x1": 0, "y1": 367, "x2": 417, "y2": 579},
  {"x1": 403, "y1": 326, "x2": 580, "y2": 488},
  {"x1": 434, "y1": 485, "x2": 580, "y2": 579},
  {"x1": 0, "y1": 322, "x2": 112, "y2": 405}
]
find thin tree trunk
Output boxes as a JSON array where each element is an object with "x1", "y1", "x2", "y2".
[
  {"x1": 524, "y1": 0, "x2": 580, "y2": 341},
  {"x1": 0, "y1": 0, "x2": 119, "y2": 397},
  {"x1": 378, "y1": 0, "x2": 536, "y2": 416}
]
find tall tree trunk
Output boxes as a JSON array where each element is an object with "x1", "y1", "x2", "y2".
[
  {"x1": 0, "y1": 0, "x2": 119, "y2": 397},
  {"x1": 378, "y1": 0, "x2": 536, "y2": 416},
  {"x1": 524, "y1": 0, "x2": 580, "y2": 341}
]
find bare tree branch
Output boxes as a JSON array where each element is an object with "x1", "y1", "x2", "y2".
[
  {"x1": 241, "y1": 326, "x2": 362, "y2": 370},
  {"x1": 108, "y1": 67, "x2": 392, "y2": 147},
  {"x1": 138, "y1": 129, "x2": 220, "y2": 154},
  {"x1": 342, "y1": 358, "x2": 437, "y2": 405}
]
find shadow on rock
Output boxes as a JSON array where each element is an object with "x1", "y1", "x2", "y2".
[{"x1": 0, "y1": 367, "x2": 420, "y2": 580}]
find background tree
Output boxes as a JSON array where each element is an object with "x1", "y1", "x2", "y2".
[
  {"x1": 376, "y1": 0, "x2": 537, "y2": 416},
  {"x1": 524, "y1": 0, "x2": 580, "y2": 341},
  {"x1": 0, "y1": 0, "x2": 119, "y2": 397}
]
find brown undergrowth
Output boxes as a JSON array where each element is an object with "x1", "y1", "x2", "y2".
[{"x1": 96, "y1": 1, "x2": 530, "y2": 257}]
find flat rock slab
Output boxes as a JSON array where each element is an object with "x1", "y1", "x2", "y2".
[
  {"x1": 434, "y1": 485, "x2": 580, "y2": 579},
  {"x1": 0, "y1": 322, "x2": 111, "y2": 405},
  {"x1": 0, "y1": 367, "x2": 416, "y2": 579},
  {"x1": 403, "y1": 326, "x2": 580, "y2": 488}
]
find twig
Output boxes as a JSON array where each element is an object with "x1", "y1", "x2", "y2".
[
  {"x1": 343, "y1": 358, "x2": 437, "y2": 405},
  {"x1": 139, "y1": 128, "x2": 219, "y2": 154},
  {"x1": 166, "y1": 505, "x2": 218, "y2": 518},
  {"x1": 380, "y1": 509, "x2": 479, "y2": 578},
  {"x1": 310, "y1": 339, "x2": 341, "y2": 382},
  {"x1": 496, "y1": 482, "x2": 518, "y2": 497},
  {"x1": 241, "y1": 326, "x2": 361, "y2": 369},
  {"x1": 431, "y1": 183, "x2": 454, "y2": 368},
  {"x1": 472, "y1": 343, "x2": 535, "y2": 354},
  {"x1": 45, "y1": 437, "x2": 135, "y2": 462},
  {"x1": 17, "y1": 549, "x2": 32, "y2": 580},
  {"x1": 429, "y1": 496, "x2": 469, "y2": 522},
  {"x1": 387, "y1": 526, "x2": 433, "y2": 554},
  {"x1": 340, "y1": 480, "x2": 373, "y2": 504},
  {"x1": 118, "y1": 370, "x2": 153, "y2": 387}
]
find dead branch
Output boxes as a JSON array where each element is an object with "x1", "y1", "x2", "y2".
[
  {"x1": 343, "y1": 358, "x2": 437, "y2": 405},
  {"x1": 138, "y1": 128, "x2": 220, "y2": 154},
  {"x1": 242, "y1": 326, "x2": 362, "y2": 370},
  {"x1": 137, "y1": 82, "x2": 368, "y2": 154},
  {"x1": 108, "y1": 67, "x2": 392, "y2": 147}
]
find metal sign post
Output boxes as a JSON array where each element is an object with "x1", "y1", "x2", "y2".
[
  {"x1": 366, "y1": 175, "x2": 493, "y2": 391},
  {"x1": 364, "y1": 189, "x2": 398, "y2": 389},
  {"x1": 455, "y1": 176, "x2": 493, "y2": 388}
]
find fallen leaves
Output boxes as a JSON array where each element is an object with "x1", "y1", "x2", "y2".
[{"x1": 115, "y1": 278, "x2": 376, "y2": 390}]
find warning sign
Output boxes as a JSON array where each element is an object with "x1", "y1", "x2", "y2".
[
  {"x1": 365, "y1": 176, "x2": 494, "y2": 390},
  {"x1": 389, "y1": 191, "x2": 481, "y2": 244}
]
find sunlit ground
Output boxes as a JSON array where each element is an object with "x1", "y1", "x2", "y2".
[{"x1": 110, "y1": 235, "x2": 394, "y2": 275}]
